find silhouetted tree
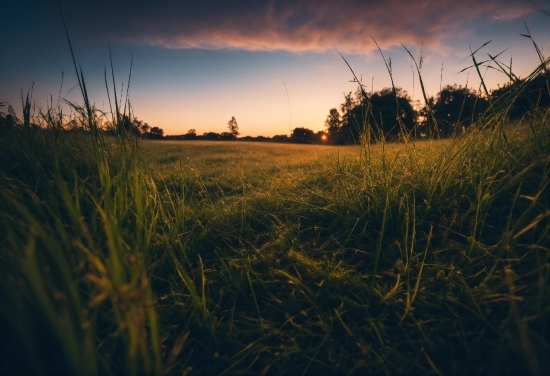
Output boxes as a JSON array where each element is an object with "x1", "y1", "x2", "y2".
[
  {"x1": 338, "y1": 87, "x2": 416, "y2": 142},
  {"x1": 272, "y1": 134, "x2": 289, "y2": 143},
  {"x1": 369, "y1": 87, "x2": 416, "y2": 139},
  {"x1": 324, "y1": 108, "x2": 341, "y2": 138},
  {"x1": 202, "y1": 132, "x2": 220, "y2": 140},
  {"x1": 108, "y1": 115, "x2": 146, "y2": 136},
  {"x1": 183, "y1": 128, "x2": 197, "y2": 139},
  {"x1": 433, "y1": 85, "x2": 489, "y2": 137},
  {"x1": 491, "y1": 72, "x2": 550, "y2": 120},
  {"x1": 150, "y1": 127, "x2": 163, "y2": 136},
  {"x1": 142, "y1": 126, "x2": 165, "y2": 139},
  {"x1": 291, "y1": 127, "x2": 314, "y2": 143},
  {"x1": 340, "y1": 91, "x2": 356, "y2": 129},
  {"x1": 417, "y1": 97, "x2": 436, "y2": 138},
  {"x1": 140, "y1": 122, "x2": 151, "y2": 134},
  {"x1": 220, "y1": 132, "x2": 236, "y2": 140},
  {"x1": 227, "y1": 116, "x2": 239, "y2": 137}
]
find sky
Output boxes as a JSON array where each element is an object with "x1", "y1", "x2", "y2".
[{"x1": 1, "y1": 0, "x2": 549, "y2": 137}]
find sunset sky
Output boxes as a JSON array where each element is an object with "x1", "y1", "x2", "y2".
[{"x1": 1, "y1": 0, "x2": 549, "y2": 136}]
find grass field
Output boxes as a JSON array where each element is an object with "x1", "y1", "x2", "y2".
[{"x1": 1, "y1": 114, "x2": 548, "y2": 374}]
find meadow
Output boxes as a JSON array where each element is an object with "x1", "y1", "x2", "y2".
[{"x1": 1, "y1": 112, "x2": 548, "y2": 374}]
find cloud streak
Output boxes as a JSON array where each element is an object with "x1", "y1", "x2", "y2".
[{"x1": 69, "y1": 0, "x2": 533, "y2": 54}]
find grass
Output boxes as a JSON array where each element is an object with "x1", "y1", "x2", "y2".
[
  {"x1": 1, "y1": 118, "x2": 548, "y2": 374},
  {"x1": 0, "y1": 17, "x2": 549, "y2": 374}
]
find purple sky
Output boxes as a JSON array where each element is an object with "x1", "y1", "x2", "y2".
[{"x1": 1, "y1": 0, "x2": 549, "y2": 136}]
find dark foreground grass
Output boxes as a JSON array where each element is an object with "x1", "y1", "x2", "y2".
[{"x1": 0, "y1": 111, "x2": 548, "y2": 374}]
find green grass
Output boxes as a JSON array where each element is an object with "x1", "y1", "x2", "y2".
[{"x1": 1, "y1": 116, "x2": 548, "y2": 374}]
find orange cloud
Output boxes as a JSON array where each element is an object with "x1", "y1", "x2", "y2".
[{"x1": 73, "y1": 0, "x2": 534, "y2": 54}]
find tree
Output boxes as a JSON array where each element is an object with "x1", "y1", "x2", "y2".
[
  {"x1": 149, "y1": 126, "x2": 164, "y2": 139},
  {"x1": 417, "y1": 97, "x2": 436, "y2": 138},
  {"x1": 272, "y1": 134, "x2": 289, "y2": 143},
  {"x1": 433, "y1": 85, "x2": 489, "y2": 137},
  {"x1": 369, "y1": 87, "x2": 416, "y2": 139},
  {"x1": 202, "y1": 132, "x2": 220, "y2": 140},
  {"x1": 337, "y1": 87, "x2": 416, "y2": 143},
  {"x1": 491, "y1": 72, "x2": 550, "y2": 120},
  {"x1": 340, "y1": 91, "x2": 356, "y2": 128},
  {"x1": 220, "y1": 132, "x2": 236, "y2": 140},
  {"x1": 182, "y1": 128, "x2": 197, "y2": 139},
  {"x1": 227, "y1": 116, "x2": 239, "y2": 137},
  {"x1": 324, "y1": 108, "x2": 341, "y2": 134},
  {"x1": 291, "y1": 127, "x2": 314, "y2": 143},
  {"x1": 140, "y1": 122, "x2": 151, "y2": 134}
]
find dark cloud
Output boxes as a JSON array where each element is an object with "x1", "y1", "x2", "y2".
[{"x1": 64, "y1": 0, "x2": 533, "y2": 53}]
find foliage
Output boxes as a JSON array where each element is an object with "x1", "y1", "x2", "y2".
[
  {"x1": 227, "y1": 116, "x2": 239, "y2": 137},
  {"x1": 329, "y1": 87, "x2": 417, "y2": 144},
  {"x1": 291, "y1": 126, "x2": 315, "y2": 142},
  {"x1": 491, "y1": 71, "x2": 550, "y2": 120},
  {"x1": 324, "y1": 107, "x2": 341, "y2": 140},
  {"x1": 432, "y1": 84, "x2": 489, "y2": 137}
]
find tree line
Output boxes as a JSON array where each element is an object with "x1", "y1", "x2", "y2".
[
  {"x1": 0, "y1": 102, "x2": 166, "y2": 139},
  {"x1": 2, "y1": 71, "x2": 547, "y2": 143},
  {"x1": 164, "y1": 71, "x2": 549, "y2": 144},
  {"x1": 320, "y1": 70, "x2": 549, "y2": 144}
]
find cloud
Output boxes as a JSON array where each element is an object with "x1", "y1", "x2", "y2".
[{"x1": 68, "y1": 0, "x2": 533, "y2": 54}]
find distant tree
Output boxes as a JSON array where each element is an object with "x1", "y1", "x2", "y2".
[
  {"x1": 109, "y1": 115, "x2": 144, "y2": 136},
  {"x1": 433, "y1": 85, "x2": 489, "y2": 137},
  {"x1": 227, "y1": 116, "x2": 239, "y2": 137},
  {"x1": 150, "y1": 127, "x2": 163, "y2": 136},
  {"x1": 202, "y1": 132, "x2": 220, "y2": 140},
  {"x1": 370, "y1": 87, "x2": 416, "y2": 139},
  {"x1": 340, "y1": 91, "x2": 356, "y2": 128},
  {"x1": 148, "y1": 126, "x2": 164, "y2": 139},
  {"x1": 140, "y1": 122, "x2": 151, "y2": 134},
  {"x1": 291, "y1": 127, "x2": 314, "y2": 143},
  {"x1": 133, "y1": 117, "x2": 144, "y2": 133},
  {"x1": 272, "y1": 134, "x2": 289, "y2": 143},
  {"x1": 338, "y1": 87, "x2": 416, "y2": 142},
  {"x1": 119, "y1": 115, "x2": 138, "y2": 135},
  {"x1": 417, "y1": 97, "x2": 436, "y2": 138},
  {"x1": 183, "y1": 128, "x2": 197, "y2": 140},
  {"x1": 220, "y1": 132, "x2": 236, "y2": 140},
  {"x1": 324, "y1": 108, "x2": 341, "y2": 134},
  {"x1": 491, "y1": 72, "x2": 550, "y2": 120}
]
